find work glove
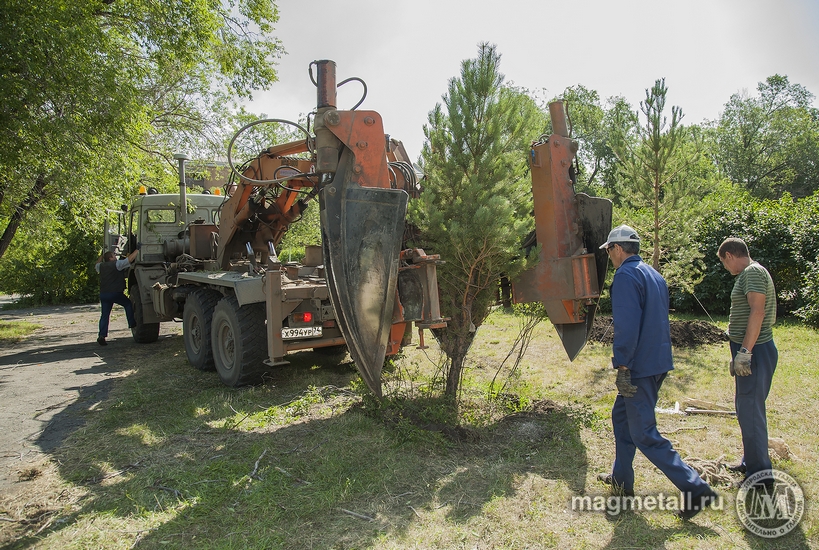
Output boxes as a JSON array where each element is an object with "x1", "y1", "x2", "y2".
[
  {"x1": 615, "y1": 368, "x2": 638, "y2": 398},
  {"x1": 136, "y1": 242, "x2": 142, "y2": 250},
  {"x1": 733, "y1": 350, "x2": 752, "y2": 376}
]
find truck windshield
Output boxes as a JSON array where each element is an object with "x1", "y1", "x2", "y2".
[{"x1": 146, "y1": 209, "x2": 176, "y2": 224}]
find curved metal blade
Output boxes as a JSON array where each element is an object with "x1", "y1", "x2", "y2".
[
  {"x1": 320, "y1": 154, "x2": 408, "y2": 397},
  {"x1": 554, "y1": 302, "x2": 598, "y2": 361}
]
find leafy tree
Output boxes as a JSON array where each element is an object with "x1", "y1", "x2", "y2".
[
  {"x1": 610, "y1": 78, "x2": 710, "y2": 294},
  {"x1": 0, "y1": 0, "x2": 282, "y2": 265},
  {"x1": 410, "y1": 43, "x2": 546, "y2": 398},
  {"x1": 559, "y1": 86, "x2": 628, "y2": 195},
  {"x1": 715, "y1": 75, "x2": 819, "y2": 198},
  {"x1": 0, "y1": 206, "x2": 99, "y2": 304}
]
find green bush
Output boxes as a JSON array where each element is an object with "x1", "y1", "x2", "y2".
[
  {"x1": 792, "y1": 193, "x2": 819, "y2": 326},
  {"x1": 0, "y1": 210, "x2": 99, "y2": 305},
  {"x1": 682, "y1": 191, "x2": 818, "y2": 317},
  {"x1": 795, "y1": 258, "x2": 819, "y2": 327}
]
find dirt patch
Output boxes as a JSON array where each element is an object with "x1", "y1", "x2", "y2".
[{"x1": 588, "y1": 315, "x2": 728, "y2": 348}]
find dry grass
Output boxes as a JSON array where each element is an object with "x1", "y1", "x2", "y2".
[{"x1": 0, "y1": 309, "x2": 816, "y2": 549}]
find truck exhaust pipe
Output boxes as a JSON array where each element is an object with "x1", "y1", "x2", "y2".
[{"x1": 173, "y1": 153, "x2": 190, "y2": 237}]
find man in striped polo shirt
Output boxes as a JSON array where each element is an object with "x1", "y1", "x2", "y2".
[{"x1": 717, "y1": 237, "x2": 778, "y2": 481}]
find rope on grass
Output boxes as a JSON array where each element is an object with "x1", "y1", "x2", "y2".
[{"x1": 684, "y1": 455, "x2": 736, "y2": 486}]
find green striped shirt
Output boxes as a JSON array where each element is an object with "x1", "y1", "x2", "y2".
[{"x1": 727, "y1": 261, "x2": 776, "y2": 344}]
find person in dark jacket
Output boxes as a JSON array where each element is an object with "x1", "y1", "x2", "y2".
[
  {"x1": 597, "y1": 225, "x2": 717, "y2": 519},
  {"x1": 94, "y1": 248, "x2": 138, "y2": 345}
]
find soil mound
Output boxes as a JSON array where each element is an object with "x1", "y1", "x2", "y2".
[{"x1": 588, "y1": 315, "x2": 729, "y2": 348}]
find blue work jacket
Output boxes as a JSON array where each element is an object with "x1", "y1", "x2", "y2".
[{"x1": 610, "y1": 255, "x2": 674, "y2": 378}]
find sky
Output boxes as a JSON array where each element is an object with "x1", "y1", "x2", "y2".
[{"x1": 246, "y1": 0, "x2": 819, "y2": 158}]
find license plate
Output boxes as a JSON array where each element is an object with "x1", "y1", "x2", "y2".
[{"x1": 281, "y1": 326, "x2": 323, "y2": 340}]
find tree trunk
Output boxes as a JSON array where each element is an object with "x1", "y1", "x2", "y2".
[
  {"x1": 499, "y1": 276, "x2": 512, "y2": 308},
  {"x1": 443, "y1": 330, "x2": 476, "y2": 397},
  {"x1": 445, "y1": 353, "x2": 464, "y2": 397},
  {"x1": 0, "y1": 174, "x2": 48, "y2": 262},
  {"x1": 653, "y1": 175, "x2": 661, "y2": 270}
]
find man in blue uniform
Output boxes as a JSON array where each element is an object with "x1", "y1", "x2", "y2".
[
  {"x1": 95, "y1": 248, "x2": 138, "y2": 345},
  {"x1": 597, "y1": 225, "x2": 717, "y2": 519}
]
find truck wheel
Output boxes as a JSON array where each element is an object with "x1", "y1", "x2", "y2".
[
  {"x1": 130, "y1": 284, "x2": 160, "y2": 343},
  {"x1": 211, "y1": 296, "x2": 267, "y2": 387},
  {"x1": 183, "y1": 289, "x2": 220, "y2": 371}
]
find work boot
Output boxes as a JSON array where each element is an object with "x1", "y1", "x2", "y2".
[
  {"x1": 678, "y1": 488, "x2": 719, "y2": 520},
  {"x1": 97, "y1": 336, "x2": 107, "y2": 346},
  {"x1": 736, "y1": 474, "x2": 775, "y2": 492},
  {"x1": 726, "y1": 462, "x2": 746, "y2": 474},
  {"x1": 597, "y1": 473, "x2": 634, "y2": 497}
]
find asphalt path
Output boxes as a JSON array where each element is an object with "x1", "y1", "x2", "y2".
[{"x1": 0, "y1": 300, "x2": 178, "y2": 493}]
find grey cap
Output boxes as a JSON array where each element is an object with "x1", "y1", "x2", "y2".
[{"x1": 599, "y1": 224, "x2": 641, "y2": 249}]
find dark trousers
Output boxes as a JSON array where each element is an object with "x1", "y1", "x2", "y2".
[
  {"x1": 99, "y1": 291, "x2": 136, "y2": 338},
  {"x1": 611, "y1": 373, "x2": 710, "y2": 497},
  {"x1": 731, "y1": 339, "x2": 778, "y2": 476}
]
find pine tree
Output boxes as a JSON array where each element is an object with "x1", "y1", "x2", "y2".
[
  {"x1": 410, "y1": 43, "x2": 545, "y2": 397},
  {"x1": 610, "y1": 79, "x2": 709, "y2": 292}
]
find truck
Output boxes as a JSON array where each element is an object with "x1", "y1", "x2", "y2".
[
  {"x1": 104, "y1": 60, "x2": 611, "y2": 397},
  {"x1": 104, "y1": 60, "x2": 445, "y2": 397}
]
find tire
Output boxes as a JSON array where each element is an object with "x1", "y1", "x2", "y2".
[
  {"x1": 211, "y1": 295, "x2": 267, "y2": 387},
  {"x1": 183, "y1": 288, "x2": 221, "y2": 371},
  {"x1": 130, "y1": 284, "x2": 160, "y2": 343}
]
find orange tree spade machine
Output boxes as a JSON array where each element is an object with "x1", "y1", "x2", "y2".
[
  {"x1": 512, "y1": 100, "x2": 612, "y2": 360},
  {"x1": 104, "y1": 61, "x2": 610, "y2": 396}
]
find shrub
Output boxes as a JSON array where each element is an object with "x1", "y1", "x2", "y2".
[
  {"x1": 0, "y1": 210, "x2": 99, "y2": 305},
  {"x1": 685, "y1": 191, "x2": 813, "y2": 317}
]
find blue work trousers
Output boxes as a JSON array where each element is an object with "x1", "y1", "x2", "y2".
[
  {"x1": 731, "y1": 339, "x2": 778, "y2": 477},
  {"x1": 99, "y1": 291, "x2": 136, "y2": 338},
  {"x1": 611, "y1": 373, "x2": 709, "y2": 497}
]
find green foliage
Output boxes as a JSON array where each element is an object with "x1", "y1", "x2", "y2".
[
  {"x1": 0, "y1": 207, "x2": 99, "y2": 305},
  {"x1": 610, "y1": 79, "x2": 711, "y2": 295},
  {"x1": 412, "y1": 43, "x2": 546, "y2": 395},
  {"x1": 558, "y1": 85, "x2": 624, "y2": 195},
  {"x1": 790, "y1": 191, "x2": 819, "y2": 267},
  {"x1": 715, "y1": 74, "x2": 819, "y2": 198},
  {"x1": 278, "y1": 204, "x2": 321, "y2": 262},
  {"x1": 795, "y1": 258, "x2": 819, "y2": 327},
  {"x1": 792, "y1": 192, "x2": 819, "y2": 326},
  {"x1": 0, "y1": 0, "x2": 283, "y2": 267},
  {"x1": 683, "y1": 189, "x2": 810, "y2": 316}
]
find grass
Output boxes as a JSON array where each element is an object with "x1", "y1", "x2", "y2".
[
  {"x1": 0, "y1": 320, "x2": 42, "y2": 343},
  {"x1": 1, "y1": 309, "x2": 817, "y2": 549}
]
